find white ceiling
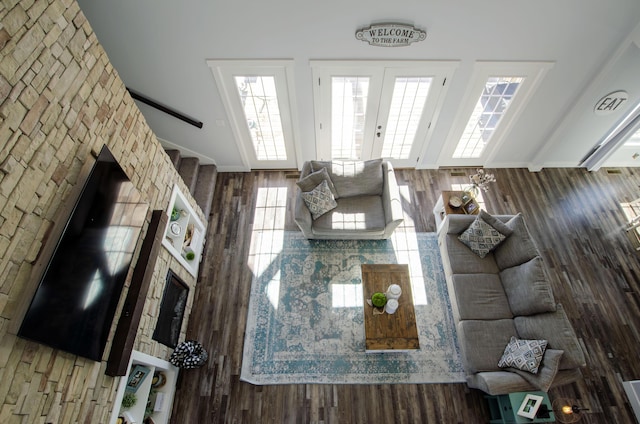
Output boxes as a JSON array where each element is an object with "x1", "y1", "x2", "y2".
[{"x1": 76, "y1": 0, "x2": 640, "y2": 171}]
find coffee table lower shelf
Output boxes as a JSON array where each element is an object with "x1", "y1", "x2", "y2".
[{"x1": 361, "y1": 264, "x2": 420, "y2": 353}]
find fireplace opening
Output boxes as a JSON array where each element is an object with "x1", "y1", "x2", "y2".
[{"x1": 153, "y1": 270, "x2": 189, "y2": 348}]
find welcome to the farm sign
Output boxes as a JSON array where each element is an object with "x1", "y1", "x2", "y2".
[{"x1": 356, "y1": 23, "x2": 427, "y2": 47}]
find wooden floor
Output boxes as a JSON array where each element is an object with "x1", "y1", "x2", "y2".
[{"x1": 170, "y1": 167, "x2": 640, "y2": 424}]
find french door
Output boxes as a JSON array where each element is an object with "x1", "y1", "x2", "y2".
[
  {"x1": 207, "y1": 60, "x2": 299, "y2": 169},
  {"x1": 311, "y1": 61, "x2": 457, "y2": 168}
]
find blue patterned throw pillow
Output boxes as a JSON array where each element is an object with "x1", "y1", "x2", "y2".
[
  {"x1": 301, "y1": 180, "x2": 337, "y2": 220},
  {"x1": 458, "y1": 216, "x2": 506, "y2": 258},
  {"x1": 498, "y1": 336, "x2": 548, "y2": 374}
]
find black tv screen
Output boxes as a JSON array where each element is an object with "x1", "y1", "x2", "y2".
[{"x1": 18, "y1": 146, "x2": 148, "y2": 361}]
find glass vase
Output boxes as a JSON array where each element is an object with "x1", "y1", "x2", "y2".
[{"x1": 463, "y1": 184, "x2": 480, "y2": 200}]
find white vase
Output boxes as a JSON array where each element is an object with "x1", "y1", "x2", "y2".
[
  {"x1": 386, "y1": 284, "x2": 402, "y2": 300},
  {"x1": 385, "y1": 299, "x2": 399, "y2": 314}
]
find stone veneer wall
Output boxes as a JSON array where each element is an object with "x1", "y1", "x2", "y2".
[{"x1": 0, "y1": 0, "x2": 204, "y2": 422}]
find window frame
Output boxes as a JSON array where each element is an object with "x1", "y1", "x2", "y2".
[
  {"x1": 207, "y1": 59, "x2": 301, "y2": 170},
  {"x1": 438, "y1": 61, "x2": 554, "y2": 167}
]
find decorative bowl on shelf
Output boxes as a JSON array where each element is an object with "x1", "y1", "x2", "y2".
[
  {"x1": 151, "y1": 371, "x2": 167, "y2": 389},
  {"x1": 448, "y1": 195, "x2": 463, "y2": 208},
  {"x1": 170, "y1": 222, "x2": 181, "y2": 237}
]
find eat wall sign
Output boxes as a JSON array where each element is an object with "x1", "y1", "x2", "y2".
[{"x1": 594, "y1": 90, "x2": 628, "y2": 115}]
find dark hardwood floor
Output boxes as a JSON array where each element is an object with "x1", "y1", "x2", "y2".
[{"x1": 170, "y1": 167, "x2": 640, "y2": 423}]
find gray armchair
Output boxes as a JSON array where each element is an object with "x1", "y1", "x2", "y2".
[{"x1": 294, "y1": 159, "x2": 403, "y2": 240}]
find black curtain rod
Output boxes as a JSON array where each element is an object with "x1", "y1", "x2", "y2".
[{"x1": 126, "y1": 87, "x2": 203, "y2": 129}]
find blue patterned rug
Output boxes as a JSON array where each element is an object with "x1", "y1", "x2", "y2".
[{"x1": 240, "y1": 231, "x2": 465, "y2": 385}]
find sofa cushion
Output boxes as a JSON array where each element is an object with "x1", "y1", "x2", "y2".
[
  {"x1": 511, "y1": 349, "x2": 564, "y2": 392},
  {"x1": 498, "y1": 336, "x2": 548, "y2": 374},
  {"x1": 500, "y1": 257, "x2": 556, "y2": 315},
  {"x1": 466, "y1": 371, "x2": 536, "y2": 395},
  {"x1": 310, "y1": 159, "x2": 383, "y2": 198},
  {"x1": 312, "y1": 195, "x2": 385, "y2": 235},
  {"x1": 301, "y1": 180, "x2": 338, "y2": 219},
  {"x1": 451, "y1": 274, "x2": 512, "y2": 320},
  {"x1": 514, "y1": 304, "x2": 586, "y2": 370},
  {"x1": 297, "y1": 167, "x2": 339, "y2": 199},
  {"x1": 441, "y1": 234, "x2": 500, "y2": 274},
  {"x1": 494, "y1": 213, "x2": 539, "y2": 270},
  {"x1": 458, "y1": 216, "x2": 507, "y2": 258},
  {"x1": 457, "y1": 319, "x2": 517, "y2": 374},
  {"x1": 479, "y1": 210, "x2": 513, "y2": 237}
]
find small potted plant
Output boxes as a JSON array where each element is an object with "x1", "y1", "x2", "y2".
[{"x1": 121, "y1": 391, "x2": 137, "y2": 409}]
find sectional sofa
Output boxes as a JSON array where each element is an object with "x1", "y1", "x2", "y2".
[{"x1": 438, "y1": 211, "x2": 586, "y2": 395}]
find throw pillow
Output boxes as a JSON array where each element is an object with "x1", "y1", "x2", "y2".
[
  {"x1": 301, "y1": 180, "x2": 338, "y2": 220},
  {"x1": 458, "y1": 216, "x2": 507, "y2": 258},
  {"x1": 514, "y1": 303, "x2": 586, "y2": 370},
  {"x1": 498, "y1": 336, "x2": 548, "y2": 374},
  {"x1": 296, "y1": 167, "x2": 339, "y2": 199},
  {"x1": 478, "y1": 210, "x2": 513, "y2": 237}
]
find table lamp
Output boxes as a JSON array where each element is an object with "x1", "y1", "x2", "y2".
[{"x1": 552, "y1": 398, "x2": 588, "y2": 423}]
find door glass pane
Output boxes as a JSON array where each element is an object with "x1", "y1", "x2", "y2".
[
  {"x1": 331, "y1": 76, "x2": 369, "y2": 159},
  {"x1": 381, "y1": 77, "x2": 432, "y2": 159},
  {"x1": 235, "y1": 76, "x2": 287, "y2": 160},
  {"x1": 453, "y1": 76, "x2": 524, "y2": 158}
]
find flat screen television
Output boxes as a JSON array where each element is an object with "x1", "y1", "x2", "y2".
[{"x1": 18, "y1": 145, "x2": 148, "y2": 361}]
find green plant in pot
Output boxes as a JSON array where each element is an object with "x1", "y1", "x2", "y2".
[
  {"x1": 185, "y1": 251, "x2": 195, "y2": 261},
  {"x1": 121, "y1": 391, "x2": 137, "y2": 409},
  {"x1": 171, "y1": 207, "x2": 181, "y2": 221},
  {"x1": 371, "y1": 292, "x2": 387, "y2": 308}
]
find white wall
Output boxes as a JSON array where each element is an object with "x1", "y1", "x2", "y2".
[{"x1": 77, "y1": 0, "x2": 640, "y2": 171}]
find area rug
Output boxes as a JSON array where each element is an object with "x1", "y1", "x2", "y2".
[{"x1": 240, "y1": 231, "x2": 465, "y2": 385}]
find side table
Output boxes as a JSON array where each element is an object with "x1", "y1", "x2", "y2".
[
  {"x1": 486, "y1": 391, "x2": 555, "y2": 423},
  {"x1": 433, "y1": 190, "x2": 479, "y2": 233}
]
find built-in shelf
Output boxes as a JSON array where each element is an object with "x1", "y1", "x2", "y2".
[
  {"x1": 109, "y1": 350, "x2": 179, "y2": 424},
  {"x1": 162, "y1": 185, "x2": 205, "y2": 277}
]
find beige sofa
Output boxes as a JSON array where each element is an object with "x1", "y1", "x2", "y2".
[
  {"x1": 438, "y1": 212, "x2": 586, "y2": 395},
  {"x1": 294, "y1": 159, "x2": 403, "y2": 240}
]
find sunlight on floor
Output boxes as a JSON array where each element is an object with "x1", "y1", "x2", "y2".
[
  {"x1": 249, "y1": 186, "x2": 288, "y2": 310},
  {"x1": 392, "y1": 185, "x2": 428, "y2": 305}
]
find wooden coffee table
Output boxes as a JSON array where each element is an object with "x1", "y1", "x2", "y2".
[{"x1": 361, "y1": 264, "x2": 419, "y2": 352}]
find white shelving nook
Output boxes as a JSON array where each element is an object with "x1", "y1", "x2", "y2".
[
  {"x1": 162, "y1": 185, "x2": 206, "y2": 277},
  {"x1": 109, "y1": 350, "x2": 179, "y2": 424}
]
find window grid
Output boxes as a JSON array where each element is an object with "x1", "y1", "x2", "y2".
[
  {"x1": 331, "y1": 76, "x2": 369, "y2": 160},
  {"x1": 453, "y1": 76, "x2": 524, "y2": 159},
  {"x1": 381, "y1": 77, "x2": 432, "y2": 159},
  {"x1": 235, "y1": 76, "x2": 287, "y2": 161}
]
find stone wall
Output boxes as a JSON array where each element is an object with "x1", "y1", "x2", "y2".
[{"x1": 0, "y1": 0, "x2": 202, "y2": 422}]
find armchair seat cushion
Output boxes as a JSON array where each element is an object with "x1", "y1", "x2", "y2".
[{"x1": 312, "y1": 195, "x2": 386, "y2": 236}]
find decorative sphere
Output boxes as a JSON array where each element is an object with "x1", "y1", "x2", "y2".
[{"x1": 371, "y1": 292, "x2": 387, "y2": 308}]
